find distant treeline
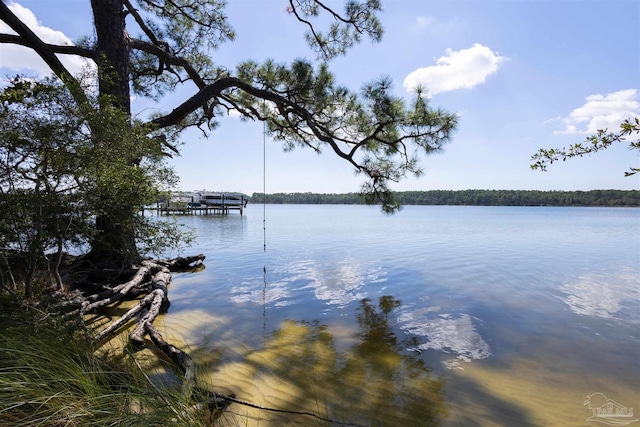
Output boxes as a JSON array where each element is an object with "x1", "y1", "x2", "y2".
[{"x1": 250, "y1": 190, "x2": 640, "y2": 207}]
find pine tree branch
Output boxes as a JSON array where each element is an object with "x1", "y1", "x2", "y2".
[
  {"x1": 0, "y1": 2, "x2": 90, "y2": 107},
  {"x1": 0, "y1": 34, "x2": 96, "y2": 58}
]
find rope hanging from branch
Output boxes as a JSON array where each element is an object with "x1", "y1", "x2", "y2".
[{"x1": 263, "y1": 114, "x2": 267, "y2": 253}]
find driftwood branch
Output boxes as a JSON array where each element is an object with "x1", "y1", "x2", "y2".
[
  {"x1": 159, "y1": 253, "x2": 205, "y2": 271},
  {"x1": 51, "y1": 254, "x2": 231, "y2": 416}
]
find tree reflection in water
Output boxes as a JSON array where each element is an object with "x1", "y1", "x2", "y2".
[{"x1": 231, "y1": 296, "x2": 446, "y2": 426}]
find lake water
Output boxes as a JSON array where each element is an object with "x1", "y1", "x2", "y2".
[{"x1": 155, "y1": 205, "x2": 640, "y2": 426}]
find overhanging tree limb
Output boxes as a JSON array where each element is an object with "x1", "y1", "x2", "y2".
[
  {"x1": 287, "y1": 0, "x2": 383, "y2": 60},
  {"x1": 531, "y1": 117, "x2": 640, "y2": 177},
  {"x1": 0, "y1": 1, "x2": 88, "y2": 107},
  {"x1": 0, "y1": 34, "x2": 96, "y2": 58}
]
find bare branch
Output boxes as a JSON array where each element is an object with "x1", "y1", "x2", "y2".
[
  {"x1": 0, "y1": 34, "x2": 96, "y2": 58},
  {"x1": 130, "y1": 38, "x2": 207, "y2": 88},
  {"x1": 287, "y1": 0, "x2": 330, "y2": 59},
  {"x1": 0, "y1": 2, "x2": 89, "y2": 107},
  {"x1": 0, "y1": 4, "x2": 74, "y2": 80},
  {"x1": 123, "y1": 0, "x2": 162, "y2": 45}
]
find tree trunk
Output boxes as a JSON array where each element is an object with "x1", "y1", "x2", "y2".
[
  {"x1": 90, "y1": 216, "x2": 140, "y2": 264},
  {"x1": 91, "y1": 0, "x2": 131, "y2": 112},
  {"x1": 89, "y1": 0, "x2": 138, "y2": 261}
]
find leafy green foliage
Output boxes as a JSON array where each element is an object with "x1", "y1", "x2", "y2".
[
  {"x1": 136, "y1": 216, "x2": 195, "y2": 258},
  {"x1": 531, "y1": 117, "x2": 640, "y2": 177},
  {"x1": 0, "y1": 77, "x2": 185, "y2": 293}
]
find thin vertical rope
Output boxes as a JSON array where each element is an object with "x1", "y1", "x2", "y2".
[
  {"x1": 262, "y1": 116, "x2": 266, "y2": 252},
  {"x1": 262, "y1": 112, "x2": 268, "y2": 336}
]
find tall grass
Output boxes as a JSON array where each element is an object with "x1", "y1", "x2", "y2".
[{"x1": 0, "y1": 299, "x2": 213, "y2": 427}]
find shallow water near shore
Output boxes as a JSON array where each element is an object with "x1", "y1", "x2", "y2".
[{"x1": 152, "y1": 205, "x2": 639, "y2": 426}]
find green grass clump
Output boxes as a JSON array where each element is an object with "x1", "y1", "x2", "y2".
[{"x1": 0, "y1": 299, "x2": 211, "y2": 427}]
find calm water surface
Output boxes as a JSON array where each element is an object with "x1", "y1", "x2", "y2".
[{"x1": 156, "y1": 205, "x2": 639, "y2": 426}]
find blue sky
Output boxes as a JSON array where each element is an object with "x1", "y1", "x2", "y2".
[{"x1": 1, "y1": 0, "x2": 639, "y2": 195}]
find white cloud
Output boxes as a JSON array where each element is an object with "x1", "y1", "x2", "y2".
[
  {"x1": 0, "y1": 2, "x2": 92, "y2": 77},
  {"x1": 403, "y1": 43, "x2": 506, "y2": 96},
  {"x1": 554, "y1": 89, "x2": 640, "y2": 135}
]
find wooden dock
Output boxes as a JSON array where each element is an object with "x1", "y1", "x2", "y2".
[
  {"x1": 149, "y1": 192, "x2": 249, "y2": 215},
  {"x1": 153, "y1": 203, "x2": 245, "y2": 215}
]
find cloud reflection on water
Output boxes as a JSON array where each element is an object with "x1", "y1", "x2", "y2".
[
  {"x1": 561, "y1": 269, "x2": 640, "y2": 322},
  {"x1": 229, "y1": 259, "x2": 386, "y2": 308},
  {"x1": 308, "y1": 263, "x2": 385, "y2": 306},
  {"x1": 398, "y1": 307, "x2": 491, "y2": 369}
]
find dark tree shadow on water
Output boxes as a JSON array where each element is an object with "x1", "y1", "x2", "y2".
[
  {"x1": 216, "y1": 296, "x2": 448, "y2": 426},
  {"x1": 152, "y1": 294, "x2": 539, "y2": 426},
  {"x1": 441, "y1": 374, "x2": 539, "y2": 427},
  {"x1": 335, "y1": 295, "x2": 446, "y2": 426}
]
